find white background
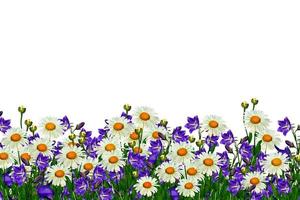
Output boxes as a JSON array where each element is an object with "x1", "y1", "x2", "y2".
[{"x1": 1, "y1": 1, "x2": 300, "y2": 139}]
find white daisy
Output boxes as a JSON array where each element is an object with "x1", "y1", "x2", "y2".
[
  {"x1": 97, "y1": 137, "x2": 120, "y2": 156},
  {"x1": 262, "y1": 153, "x2": 289, "y2": 176},
  {"x1": 257, "y1": 129, "x2": 281, "y2": 151},
  {"x1": 1, "y1": 128, "x2": 27, "y2": 149},
  {"x1": 168, "y1": 142, "x2": 195, "y2": 163},
  {"x1": 133, "y1": 107, "x2": 159, "y2": 129},
  {"x1": 134, "y1": 176, "x2": 158, "y2": 197},
  {"x1": 176, "y1": 179, "x2": 199, "y2": 198},
  {"x1": 245, "y1": 110, "x2": 270, "y2": 133},
  {"x1": 184, "y1": 161, "x2": 204, "y2": 182},
  {"x1": 29, "y1": 138, "x2": 53, "y2": 158},
  {"x1": 38, "y1": 117, "x2": 64, "y2": 139},
  {"x1": 0, "y1": 149, "x2": 16, "y2": 169},
  {"x1": 80, "y1": 157, "x2": 98, "y2": 175},
  {"x1": 100, "y1": 150, "x2": 125, "y2": 172},
  {"x1": 57, "y1": 145, "x2": 84, "y2": 169},
  {"x1": 45, "y1": 164, "x2": 71, "y2": 187},
  {"x1": 242, "y1": 171, "x2": 266, "y2": 193},
  {"x1": 155, "y1": 161, "x2": 183, "y2": 183},
  {"x1": 144, "y1": 126, "x2": 169, "y2": 147},
  {"x1": 202, "y1": 115, "x2": 227, "y2": 136},
  {"x1": 107, "y1": 117, "x2": 133, "y2": 141},
  {"x1": 198, "y1": 152, "x2": 220, "y2": 176}
]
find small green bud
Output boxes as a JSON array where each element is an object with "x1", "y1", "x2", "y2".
[
  {"x1": 25, "y1": 119, "x2": 33, "y2": 127},
  {"x1": 69, "y1": 133, "x2": 76, "y2": 140},
  {"x1": 159, "y1": 154, "x2": 167, "y2": 161},
  {"x1": 123, "y1": 104, "x2": 132, "y2": 112},
  {"x1": 132, "y1": 171, "x2": 138, "y2": 178},
  {"x1": 241, "y1": 101, "x2": 249, "y2": 109},
  {"x1": 188, "y1": 136, "x2": 195, "y2": 143},
  {"x1": 29, "y1": 125, "x2": 37, "y2": 133},
  {"x1": 79, "y1": 131, "x2": 86, "y2": 137},
  {"x1": 294, "y1": 154, "x2": 300, "y2": 162},
  {"x1": 128, "y1": 141, "x2": 136, "y2": 148},
  {"x1": 251, "y1": 98, "x2": 259, "y2": 105},
  {"x1": 160, "y1": 119, "x2": 168, "y2": 127},
  {"x1": 18, "y1": 106, "x2": 26, "y2": 114},
  {"x1": 196, "y1": 140, "x2": 204, "y2": 147},
  {"x1": 78, "y1": 137, "x2": 86, "y2": 144},
  {"x1": 241, "y1": 167, "x2": 247, "y2": 174}
]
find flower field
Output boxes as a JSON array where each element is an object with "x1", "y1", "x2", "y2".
[{"x1": 0, "y1": 99, "x2": 299, "y2": 200}]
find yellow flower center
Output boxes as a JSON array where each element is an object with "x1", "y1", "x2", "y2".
[
  {"x1": 21, "y1": 153, "x2": 31, "y2": 161},
  {"x1": 105, "y1": 144, "x2": 116, "y2": 151},
  {"x1": 10, "y1": 133, "x2": 22, "y2": 142},
  {"x1": 271, "y1": 158, "x2": 282, "y2": 166},
  {"x1": 187, "y1": 167, "x2": 197, "y2": 176},
  {"x1": 66, "y1": 151, "x2": 77, "y2": 160},
  {"x1": 0, "y1": 152, "x2": 9, "y2": 160},
  {"x1": 165, "y1": 167, "x2": 175, "y2": 174},
  {"x1": 152, "y1": 131, "x2": 159, "y2": 139},
  {"x1": 184, "y1": 182, "x2": 194, "y2": 189},
  {"x1": 45, "y1": 122, "x2": 56, "y2": 131},
  {"x1": 262, "y1": 134, "x2": 272, "y2": 142},
  {"x1": 83, "y1": 163, "x2": 94, "y2": 171},
  {"x1": 139, "y1": 112, "x2": 150, "y2": 121},
  {"x1": 55, "y1": 170, "x2": 65, "y2": 178},
  {"x1": 130, "y1": 132, "x2": 139, "y2": 140},
  {"x1": 143, "y1": 181, "x2": 152, "y2": 188},
  {"x1": 203, "y1": 158, "x2": 214, "y2": 166},
  {"x1": 37, "y1": 144, "x2": 48, "y2": 152},
  {"x1": 113, "y1": 122, "x2": 124, "y2": 131},
  {"x1": 177, "y1": 148, "x2": 188, "y2": 156},
  {"x1": 250, "y1": 116, "x2": 261, "y2": 124},
  {"x1": 250, "y1": 177, "x2": 260, "y2": 185},
  {"x1": 108, "y1": 156, "x2": 119, "y2": 164},
  {"x1": 209, "y1": 120, "x2": 219, "y2": 128}
]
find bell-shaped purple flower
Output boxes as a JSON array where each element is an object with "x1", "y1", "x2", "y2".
[
  {"x1": 11, "y1": 164, "x2": 27, "y2": 186},
  {"x1": 36, "y1": 153, "x2": 50, "y2": 171},
  {"x1": 0, "y1": 117, "x2": 11, "y2": 133},
  {"x1": 239, "y1": 141, "x2": 252, "y2": 160},
  {"x1": 221, "y1": 130, "x2": 234, "y2": 146},
  {"x1": 169, "y1": 187, "x2": 179, "y2": 200},
  {"x1": 172, "y1": 127, "x2": 188, "y2": 143},
  {"x1": 277, "y1": 117, "x2": 292, "y2": 136},
  {"x1": 99, "y1": 187, "x2": 113, "y2": 200},
  {"x1": 227, "y1": 179, "x2": 242, "y2": 195},
  {"x1": 184, "y1": 115, "x2": 200, "y2": 133},
  {"x1": 37, "y1": 185, "x2": 54, "y2": 200},
  {"x1": 74, "y1": 177, "x2": 89, "y2": 196},
  {"x1": 3, "y1": 173, "x2": 13, "y2": 187},
  {"x1": 277, "y1": 178, "x2": 291, "y2": 194}
]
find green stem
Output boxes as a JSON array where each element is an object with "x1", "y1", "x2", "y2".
[
  {"x1": 20, "y1": 113, "x2": 23, "y2": 129},
  {"x1": 292, "y1": 129, "x2": 299, "y2": 154}
]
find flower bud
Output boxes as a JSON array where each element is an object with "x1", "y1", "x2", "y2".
[
  {"x1": 0, "y1": 111, "x2": 3, "y2": 116},
  {"x1": 75, "y1": 122, "x2": 85, "y2": 130},
  {"x1": 285, "y1": 173, "x2": 293, "y2": 181},
  {"x1": 123, "y1": 104, "x2": 132, "y2": 112},
  {"x1": 128, "y1": 141, "x2": 136, "y2": 148},
  {"x1": 18, "y1": 106, "x2": 26, "y2": 114},
  {"x1": 241, "y1": 167, "x2": 247, "y2": 174},
  {"x1": 297, "y1": 125, "x2": 300, "y2": 131},
  {"x1": 285, "y1": 140, "x2": 295, "y2": 148},
  {"x1": 158, "y1": 132, "x2": 167, "y2": 140},
  {"x1": 160, "y1": 119, "x2": 168, "y2": 127},
  {"x1": 243, "y1": 158, "x2": 250, "y2": 165},
  {"x1": 159, "y1": 154, "x2": 167, "y2": 161},
  {"x1": 225, "y1": 145, "x2": 233, "y2": 153},
  {"x1": 188, "y1": 136, "x2": 195, "y2": 143},
  {"x1": 251, "y1": 98, "x2": 259, "y2": 105},
  {"x1": 196, "y1": 140, "x2": 204, "y2": 147},
  {"x1": 78, "y1": 137, "x2": 86, "y2": 144},
  {"x1": 79, "y1": 131, "x2": 86, "y2": 137},
  {"x1": 69, "y1": 133, "x2": 76, "y2": 140},
  {"x1": 25, "y1": 119, "x2": 33, "y2": 127},
  {"x1": 29, "y1": 125, "x2": 37, "y2": 133},
  {"x1": 294, "y1": 154, "x2": 300, "y2": 162},
  {"x1": 132, "y1": 171, "x2": 138, "y2": 178},
  {"x1": 241, "y1": 101, "x2": 249, "y2": 109},
  {"x1": 240, "y1": 136, "x2": 248, "y2": 144}
]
